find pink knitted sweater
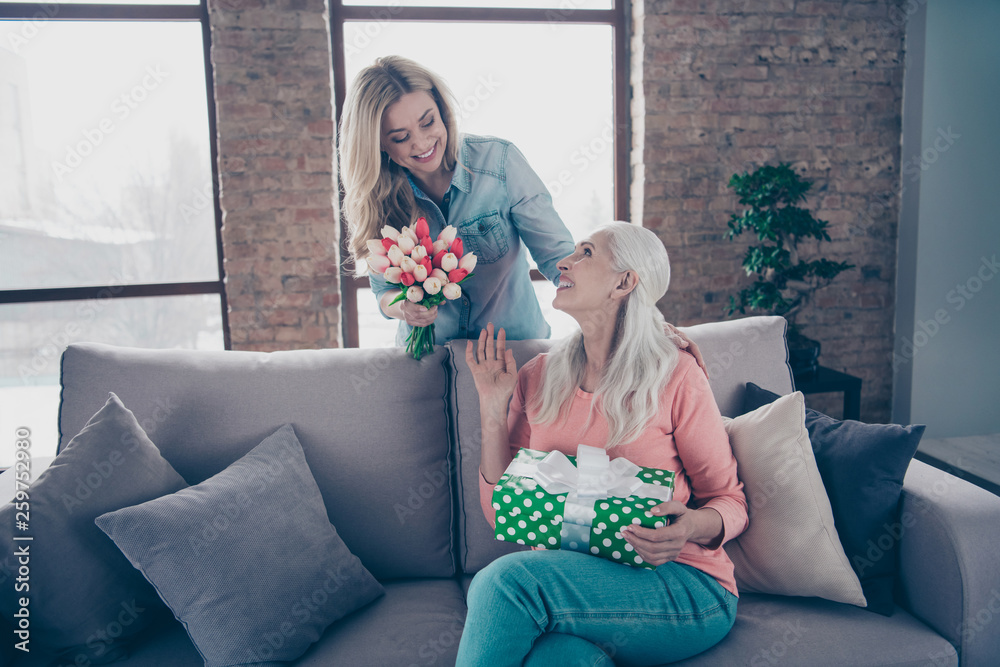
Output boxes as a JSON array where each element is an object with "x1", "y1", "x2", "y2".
[{"x1": 479, "y1": 351, "x2": 748, "y2": 596}]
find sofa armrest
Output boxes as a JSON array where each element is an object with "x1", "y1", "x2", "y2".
[{"x1": 897, "y1": 459, "x2": 1000, "y2": 666}]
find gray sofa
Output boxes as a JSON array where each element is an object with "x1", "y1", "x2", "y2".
[{"x1": 9, "y1": 316, "x2": 1000, "y2": 666}]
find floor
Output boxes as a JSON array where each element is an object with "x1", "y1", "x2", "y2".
[{"x1": 915, "y1": 433, "x2": 1000, "y2": 496}]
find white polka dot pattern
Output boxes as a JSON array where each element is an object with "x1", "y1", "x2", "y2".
[{"x1": 491, "y1": 448, "x2": 675, "y2": 569}]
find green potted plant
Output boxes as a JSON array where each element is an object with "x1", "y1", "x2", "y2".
[{"x1": 723, "y1": 163, "x2": 853, "y2": 379}]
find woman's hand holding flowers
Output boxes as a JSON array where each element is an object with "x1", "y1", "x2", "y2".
[
  {"x1": 370, "y1": 217, "x2": 476, "y2": 359},
  {"x1": 400, "y1": 300, "x2": 438, "y2": 327}
]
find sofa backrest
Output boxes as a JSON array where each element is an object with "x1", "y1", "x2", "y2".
[
  {"x1": 447, "y1": 315, "x2": 794, "y2": 574},
  {"x1": 59, "y1": 343, "x2": 457, "y2": 581},
  {"x1": 58, "y1": 316, "x2": 793, "y2": 583}
]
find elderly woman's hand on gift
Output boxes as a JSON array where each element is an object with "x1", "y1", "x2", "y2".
[{"x1": 622, "y1": 500, "x2": 725, "y2": 567}]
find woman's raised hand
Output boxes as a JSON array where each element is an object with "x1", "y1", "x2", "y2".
[{"x1": 465, "y1": 323, "x2": 518, "y2": 409}]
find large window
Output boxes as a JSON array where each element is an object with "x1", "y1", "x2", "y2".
[
  {"x1": 0, "y1": 1, "x2": 225, "y2": 467},
  {"x1": 331, "y1": 1, "x2": 628, "y2": 347}
]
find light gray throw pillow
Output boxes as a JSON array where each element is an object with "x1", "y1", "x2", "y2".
[
  {"x1": 96, "y1": 424, "x2": 384, "y2": 666},
  {"x1": 0, "y1": 392, "x2": 187, "y2": 664}
]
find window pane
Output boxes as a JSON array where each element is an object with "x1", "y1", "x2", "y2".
[
  {"x1": 344, "y1": 22, "x2": 613, "y2": 244},
  {"x1": 343, "y1": 1, "x2": 611, "y2": 8},
  {"x1": 0, "y1": 294, "x2": 224, "y2": 467},
  {"x1": 531, "y1": 279, "x2": 579, "y2": 339},
  {"x1": 345, "y1": 22, "x2": 613, "y2": 345},
  {"x1": 0, "y1": 21, "x2": 217, "y2": 290},
  {"x1": 356, "y1": 286, "x2": 399, "y2": 349}
]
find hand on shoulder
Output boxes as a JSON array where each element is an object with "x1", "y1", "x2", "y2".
[{"x1": 664, "y1": 322, "x2": 708, "y2": 377}]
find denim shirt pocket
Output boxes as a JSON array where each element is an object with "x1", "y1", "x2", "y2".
[{"x1": 456, "y1": 210, "x2": 509, "y2": 264}]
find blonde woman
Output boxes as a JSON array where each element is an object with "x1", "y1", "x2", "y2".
[
  {"x1": 461, "y1": 223, "x2": 746, "y2": 666},
  {"x1": 339, "y1": 55, "x2": 575, "y2": 345}
]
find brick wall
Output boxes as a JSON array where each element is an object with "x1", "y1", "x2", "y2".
[
  {"x1": 206, "y1": 1, "x2": 906, "y2": 419},
  {"x1": 208, "y1": 0, "x2": 341, "y2": 351},
  {"x1": 633, "y1": 0, "x2": 906, "y2": 422}
]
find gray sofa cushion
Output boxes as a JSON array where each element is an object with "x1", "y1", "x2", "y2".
[
  {"x1": 96, "y1": 424, "x2": 384, "y2": 666},
  {"x1": 7, "y1": 579, "x2": 469, "y2": 667},
  {"x1": 448, "y1": 316, "x2": 795, "y2": 575},
  {"x1": 60, "y1": 343, "x2": 455, "y2": 580},
  {"x1": 680, "y1": 315, "x2": 793, "y2": 417},
  {"x1": 297, "y1": 578, "x2": 467, "y2": 665},
  {"x1": 672, "y1": 593, "x2": 957, "y2": 667},
  {"x1": 0, "y1": 393, "x2": 187, "y2": 663}
]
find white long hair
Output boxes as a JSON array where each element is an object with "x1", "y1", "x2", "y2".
[{"x1": 530, "y1": 222, "x2": 679, "y2": 450}]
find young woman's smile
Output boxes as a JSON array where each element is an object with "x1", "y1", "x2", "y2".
[{"x1": 381, "y1": 91, "x2": 448, "y2": 176}]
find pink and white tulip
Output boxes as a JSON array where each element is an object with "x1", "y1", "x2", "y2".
[
  {"x1": 367, "y1": 238, "x2": 388, "y2": 256},
  {"x1": 402, "y1": 226, "x2": 420, "y2": 245},
  {"x1": 399, "y1": 257, "x2": 418, "y2": 275},
  {"x1": 381, "y1": 226, "x2": 400, "y2": 241},
  {"x1": 432, "y1": 239, "x2": 449, "y2": 254},
  {"x1": 384, "y1": 266, "x2": 403, "y2": 283},
  {"x1": 387, "y1": 244, "x2": 405, "y2": 267},
  {"x1": 367, "y1": 253, "x2": 391, "y2": 274},
  {"x1": 442, "y1": 282, "x2": 462, "y2": 300},
  {"x1": 410, "y1": 245, "x2": 428, "y2": 262},
  {"x1": 412, "y1": 264, "x2": 428, "y2": 283},
  {"x1": 396, "y1": 234, "x2": 416, "y2": 255},
  {"x1": 423, "y1": 276, "x2": 443, "y2": 295},
  {"x1": 440, "y1": 252, "x2": 459, "y2": 272},
  {"x1": 406, "y1": 285, "x2": 424, "y2": 303},
  {"x1": 431, "y1": 268, "x2": 448, "y2": 282},
  {"x1": 438, "y1": 225, "x2": 458, "y2": 245},
  {"x1": 458, "y1": 253, "x2": 477, "y2": 273}
]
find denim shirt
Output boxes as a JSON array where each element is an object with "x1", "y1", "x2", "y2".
[{"x1": 369, "y1": 134, "x2": 576, "y2": 345}]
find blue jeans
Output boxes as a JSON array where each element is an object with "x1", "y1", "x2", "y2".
[{"x1": 456, "y1": 550, "x2": 737, "y2": 667}]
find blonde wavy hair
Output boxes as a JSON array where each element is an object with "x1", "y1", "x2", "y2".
[
  {"x1": 529, "y1": 222, "x2": 680, "y2": 450},
  {"x1": 339, "y1": 55, "x2": 461, "y2": 265}
]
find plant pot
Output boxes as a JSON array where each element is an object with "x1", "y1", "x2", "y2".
[{"x1": 788, "y1": 333, "x2": 821, "y2": 381}]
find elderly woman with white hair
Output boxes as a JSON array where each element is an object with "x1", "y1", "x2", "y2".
[{"x1": 461, "y1": 222, "x2": 747, "y2": 666}]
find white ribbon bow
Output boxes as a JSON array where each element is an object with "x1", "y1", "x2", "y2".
[{"x1": 536, "y1": 445, "x2": 642, "y2": 498}]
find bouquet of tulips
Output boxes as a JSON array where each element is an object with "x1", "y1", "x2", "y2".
[{"x1": 367, "y1": 217, "x2": 477, "y2": 360}]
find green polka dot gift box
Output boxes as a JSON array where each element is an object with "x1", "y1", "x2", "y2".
[{"x1": 491, "y1": 444, "x2": 675, "y2": 569}]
